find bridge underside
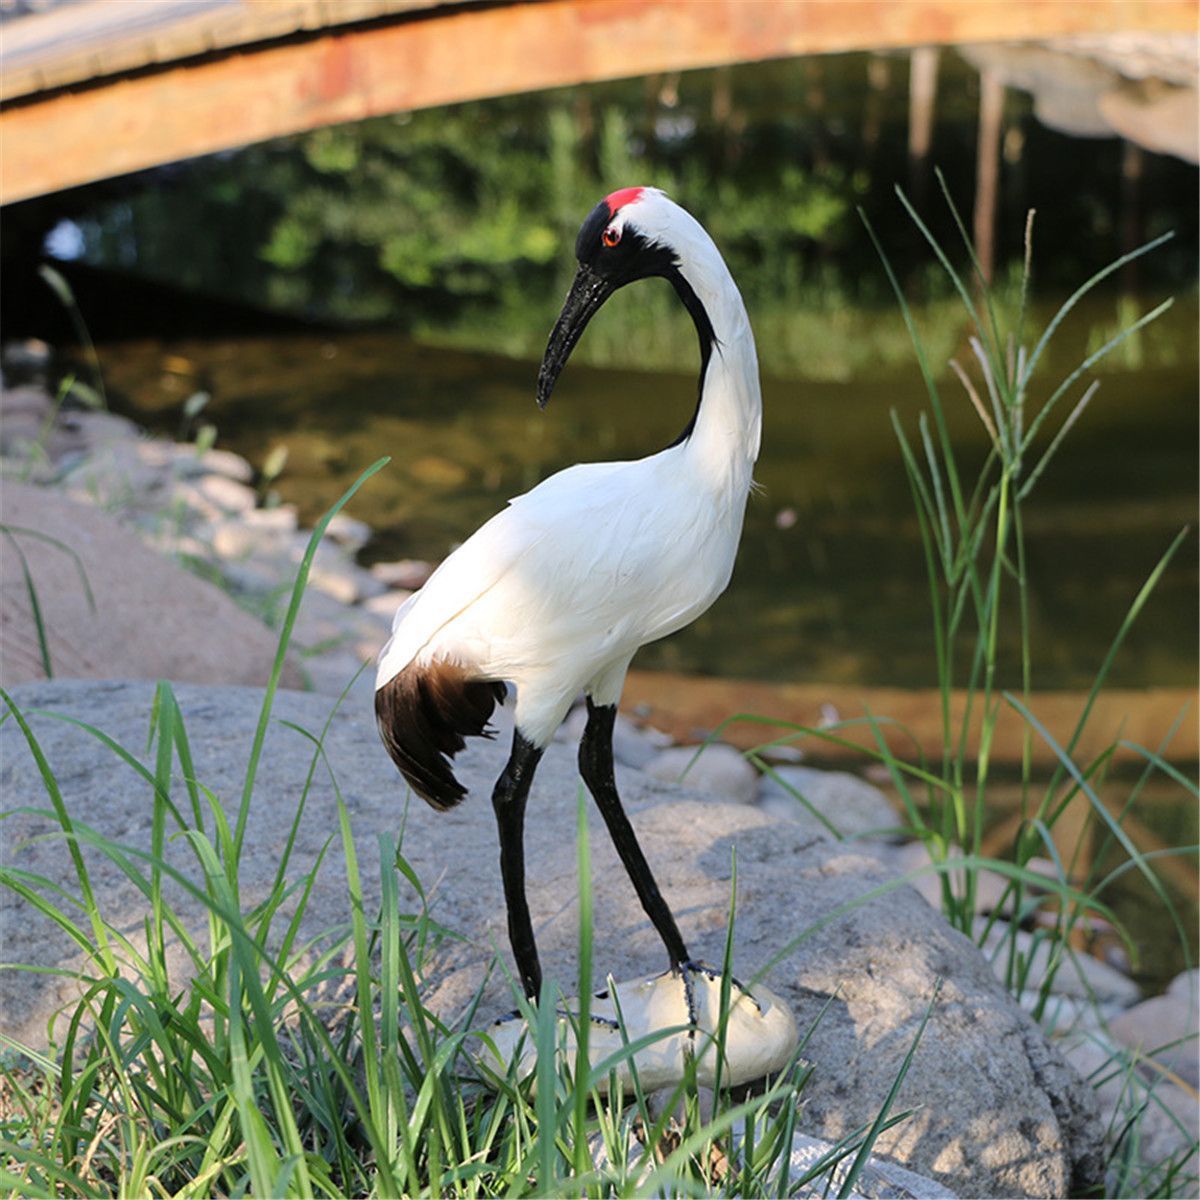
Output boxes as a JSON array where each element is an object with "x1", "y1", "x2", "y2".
[{"x1": 1, "y1": 0, "x2": 1195, "y2": 204}]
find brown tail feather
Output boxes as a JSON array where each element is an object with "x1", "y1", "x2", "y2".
[{"x1": 375, "y1": 661, "x2": 506, "y2": 810}]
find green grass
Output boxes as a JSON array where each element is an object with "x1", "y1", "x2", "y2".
[
  {"x1": 0, "y1": 459, "x2": 934, "y2": 1198},
  {"x1": 689, "y1": 177, "x2": 1198, "y2": 1195},
  {"x1": 2, "y1": 186, "x2": 1196, "y2": 1197}
]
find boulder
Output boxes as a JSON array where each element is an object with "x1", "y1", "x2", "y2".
[
  {"x1": 0, "y1": 680, "x2": 1103, "y2": 1198},
  {"x1": 0, "y1": 484, "x2": 303, "y2": 689}
]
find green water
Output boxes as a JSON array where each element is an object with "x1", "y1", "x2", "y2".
[{"x1": 95, "y1": 292, "x2": 1197, "y2": 693}]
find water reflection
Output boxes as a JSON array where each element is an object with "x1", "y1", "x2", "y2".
[{"x1": 94, "y1": 303, "x2": 1197, "y2": 691}]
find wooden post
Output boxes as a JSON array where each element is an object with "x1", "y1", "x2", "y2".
[
  {"x1": 908, "y1": 46, "x2": 939, "y2": 209},
  {"x1": 973, "y1": 66, "x2": 1004, "y2": 284},
  {"x1": 1120, "y1": 138, "x2": 1145, "y2": 294},
  {"x1": 862, "y1": 53, "x2": 890, "y2": 161}
]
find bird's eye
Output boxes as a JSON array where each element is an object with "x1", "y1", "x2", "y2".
[{"x1": 602, "y1": 225, "x2": 621, "y2": 248}]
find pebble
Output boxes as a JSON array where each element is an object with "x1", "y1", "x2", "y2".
[
  {"x1": 218, "y1": 559, "x2": 284, "y2": 598},
  {"x1": 1061, "y1": 1031, "x2": 1198, "y2": 1191},
  {"x1": 758, "y1": 766, "x2": 899, "y2": 839},
  {"x1": 173, "y1": 480, "x2": 225, "y2": 523},
  {"x1": 292, "y1": 543, "x2": 383, "y2": 606},
  {"x1": 759, "y1": 742, "x2": 805, "y2": 763},
  {"x1": 642, "y1": 743, "x2": 758, "y2": 803},
  {"x1": 974, "y1": 918, "x2": 1142, "y2": 1007},
  {"x1": 211, "y1": 520, "x2": 264, "y2": 559},
  {"x1": 1, "y1": 337, "x2": 51, "y2": 376},
  {"x1": 1109, "y1": 990, "x2": 1199, "y2": 1088},
  {"x1": 371, "y1": 558, "x2": 435, "y2": 590},
  {"x1": 1168, "y1": 967, "x2": 1199, "y2": 1003},
  {"x1": 244, "y1": 505, "x2": 299, "y2": 533},
  {"x1": 325, "y1": 513, "x2": 373, "y2": 550},
  {"x1": 363, "y1": 589, "x2": 412, "y2": 620},
  {"x1": 885, "y1": 843, "x2": 1057, "y2": 915},
  {"x1": 558, "y1": 704, "x2": 672, "y2": 770},
  {"x1": 197, "y1": 447, "x2": 254, "y2": 483},
  {"x1": 196, "y1": 473, "x2": 257, "y2": 514}
]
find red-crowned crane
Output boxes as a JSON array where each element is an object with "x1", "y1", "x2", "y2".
[{"x1": 375, "y1": 187, "x2": 761, "y2": 1004}]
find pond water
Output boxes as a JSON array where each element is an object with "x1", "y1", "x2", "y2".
[{"x1": 94, "y1": 289, "x2": 1197, "y2": 694}]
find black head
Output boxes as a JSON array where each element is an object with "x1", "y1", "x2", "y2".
[{"x1": 536, "y1": 187, "x2": 696, "y2": 409}]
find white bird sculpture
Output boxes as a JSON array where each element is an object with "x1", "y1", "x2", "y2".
[{"x1": 375, "y1": 187, "x2": 761, "y2": 1003}]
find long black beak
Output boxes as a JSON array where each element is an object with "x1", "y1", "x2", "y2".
[{"x1": 536, "y1": 264, "x2": 618, "y2": 409}]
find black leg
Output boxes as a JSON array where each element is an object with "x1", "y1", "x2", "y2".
[
  {"x1": 492, "y1": 730, "x2": 545, "y2": 999},
  {"x1": 578, "y1": 698, "x2": 690, "y2": 968}
]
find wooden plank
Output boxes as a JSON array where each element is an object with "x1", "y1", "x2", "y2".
[
  {"x1": 0, "y1": 0, "x2": 447, "y2": 101},
  {"x1": 2, "y1": 0, "x2": 1196, "y2": 203},
  {"x1": 620, "y1": 670, "x2": 1198, "y2": 768}
]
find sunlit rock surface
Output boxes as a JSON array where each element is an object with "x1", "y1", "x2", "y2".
[
  {"x1": 1, "y1": 680, "x2": 1103, "y2": 1198},
  {"x1": 0, "y1": 484, "x2": 304, "y2": 689}
]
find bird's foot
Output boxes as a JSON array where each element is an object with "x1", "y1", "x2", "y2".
[{"x1": 671, "y1": 959, "x2": 761, "y2": 1028}]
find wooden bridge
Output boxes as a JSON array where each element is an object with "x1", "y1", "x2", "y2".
[{"x1": 2, "y1": 0, "x2": 1196, "y2": 204}]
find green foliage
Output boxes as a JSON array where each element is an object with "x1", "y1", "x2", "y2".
[{"x1": 689, "y1": 189, "x2": 1197, "y2": 1194}]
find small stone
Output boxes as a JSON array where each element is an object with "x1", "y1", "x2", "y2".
[
  {"x1": 173, "y1": 480, "x2": 224, "y2": 523},
  {"x1": 134, "y1": 440, "x2": 176, "y2": 469},
  {"x1": 244, "y1": 505, "x2": 298, "y2": 533},
  {"x1": 197, "y1": 448, "x2": 254, "y2": 483},
  {"x1": 642, "y1": 744, "x2": 758, "y2": 803},
  {"x1": 975, "y1": 919, "x2": 1142, "y2": 1007},
  {"x1": 1062, "y1": 1031, "x2": 1199, "y2": 1192},
  {"x1": 371, "y1": 558, "x2": 434, "y2": 590},
  {"x1": 0, "y1": 386, "x2": 53, "y2": 456},
  {"x1": 218, "y1": 559, "x2": 282, "y2": 597},
  {"x1": 1017, "y1": 989, "x2": 1125, "y2": 1035},
  {"x1": 325, "y1": 514, "x2": 373, "y2": 550},
  {"x1": 308, "y1": 566, "x2": 363, "y2": 606},
  {"x1": 759, "y1": 791, "x2": 828, "y2": 829},
  {"x1": 758, "y1": 767, "x2": 899, "y2": 840},
  {"x1": 1, "y1": 338, "x2": 51, "y2": 378},
  {"x1": 1168, "y1": 968, "x2": 1199, "y2": 1003},
  {"x1": 0, "y1": 383, "x2": 53, "y2": 420},
  {"x1": 1109, "y1": 991, "x2": 1199, "y2": 1088},
  {"x1": 363, "y1": 589, "x2": 412, "y2": 620},
  {"x1": 759, "y1": 742, "x2": 805, "y2": 764},
  {"x1": 70, "y1": 411, "x2": 142, "y2": 449},
  {"x1": 197, "y1": 474, "x2": 256, "y2": 514},
  {"x1": 885, "y1": 841, "x2": 1035, "y2": 915},
  {"x1": 211, "y1": 520, "x2": 263, "y2": 559},
  {"x1": 558, "y1": 705, "x2": 668, "y2": 769}
]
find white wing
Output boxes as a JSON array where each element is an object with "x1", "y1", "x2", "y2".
[{"x1": 374, "y1": 460, "x2": 631, "y2": 686}]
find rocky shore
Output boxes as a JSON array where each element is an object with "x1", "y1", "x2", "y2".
[{"x1": 1, "y1": 362, "x2": 1196, "y2": 1196}]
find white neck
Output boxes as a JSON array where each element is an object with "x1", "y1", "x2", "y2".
[{"x1": 675, "y1": 245, "x2": 762, "y2": 495}]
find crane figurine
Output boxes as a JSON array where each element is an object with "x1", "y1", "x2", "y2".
[{"x1": 376, "y1": 188, "x2": 796, "y2": 1087}]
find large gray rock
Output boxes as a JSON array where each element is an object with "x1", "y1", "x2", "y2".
[
  {"x1": 0, "y1": 484, "x2": 303, "y2": 690},
  {"x1": 0, "y1": 681, "x2": 1103, "y2": 1198}
]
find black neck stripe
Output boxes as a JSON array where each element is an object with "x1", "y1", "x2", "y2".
[{"x1": 664, "y1": 265, "x2": 717, "y2": 449}]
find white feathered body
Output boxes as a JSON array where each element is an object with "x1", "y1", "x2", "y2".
[
  {"x1": 376, "y1": 442, "x2": 751, "y2": 744},
  {"x1": 375, "y1": 188, "x2": 762, "y2": 756}
]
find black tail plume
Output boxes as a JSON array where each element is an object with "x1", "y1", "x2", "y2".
[{"x1": 375, "y1": 661, "x2": 506, "y2": 810}]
